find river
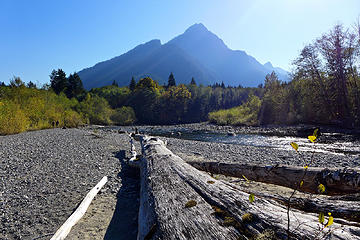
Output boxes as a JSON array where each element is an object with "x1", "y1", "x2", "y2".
[{"x1": 134, "y1": 127, "x2": 360, "y2": 156}]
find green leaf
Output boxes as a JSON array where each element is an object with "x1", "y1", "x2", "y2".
[
  {"x1": 290, "y1": 142, "x2": 299, "y2": 152},
  {"x1": 326, "y1": 216, "x2": 334, "y2": 227},
  {"x1": 319, "y1": 212, "x2": 325, "y2": 224},
  {"x1": 318, "y1": 184, "x2": 326, "y2": 194},
  {"x1": 242, "y1": 175, "x2": 250, "y2": 183},
  {"x1": 313, "y1": 128, "x2": 319, "y2": 138},
  {"x1": 300, "y1": 180, "x2": 304, "y2": 187},
  {"x1": 308, "y1": 135, "x2": 317, "y2": 143},
  {"x1": 249, "y1": 193, "x2": 255, "y2": 203}
]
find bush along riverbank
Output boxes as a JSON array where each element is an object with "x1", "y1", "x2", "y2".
[{"x1": 0, "y1": 77, "x2": 136, "y2": 135}]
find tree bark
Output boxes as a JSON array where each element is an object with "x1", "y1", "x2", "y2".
[
  {"x1": 137, "y1": 136, "x2": 360, "y2": 240},
  {"x1": 187, "y1": 161, "x2": 360, "y2": 195}
]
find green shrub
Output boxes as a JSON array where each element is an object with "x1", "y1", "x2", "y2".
[
  {"x1": 208, "y1": 95, "x2": 261, "y2": 126},
  {"x1": 0, "y1": 100, "x2": 28, "y2": 135},
  {"x1": 0, "y1": 86, "x2": 84, "y2": 134},
  {"x1": 110, "y1": 106, "x2": 136, "y2": 125},
  {"x1": 77, "y1": 94, "x2": 113, "y2": 125},
  {"x1": 90, "y1": 85, "x2": 130, "y2": 108},
  {"x1": 63, "y1": 110, "x2": 84, "y2": 128}
]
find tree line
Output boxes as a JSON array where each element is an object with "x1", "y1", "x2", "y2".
[
  {"x1": 0, "y1": 69, "x2": 260, "y2": 134},
  {"x1": 1, "y1": 22, "x2": 359, "y2": 135},
  {"x1": 210, "y1": 22, "x2": 360, "y2": 128},
  {"x1": 89, "y1": 73, "x2": 262, "y2": 124},
  {"x1": 258, "y1": 23, "x2": 360, "y2": 127}
]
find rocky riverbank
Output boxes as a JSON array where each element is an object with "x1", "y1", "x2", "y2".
[
  {"x1": 163, "y1": 135, "x2": 359, "y2": 169},
  {"x1": 117, "y1": 123, "x2": 360, "y2": 168},
  {"x1": 0, "y1": 127, "x2": 140, "y2": 240},
  {"x1": 129, "y1": 122, "x2": 360, "y2": 142},
  {"x1": 1, "y1": 125, "x2": 359, "y2": 239}
]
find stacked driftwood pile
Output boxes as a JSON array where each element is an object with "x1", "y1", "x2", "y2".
[{"x1": 135, "y1": 135, "x2": 360, "y2": 239}]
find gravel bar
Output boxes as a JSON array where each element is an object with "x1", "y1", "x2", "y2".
[
  {"x1": 165, "y1": 136, "x2": 360, "y2": 168},
  {"x1": 1, "y1": 125, "x2": 359, "y2": 240},
  {"x1": 0, "y1": 127, "x2": 139, "y2": 240}
]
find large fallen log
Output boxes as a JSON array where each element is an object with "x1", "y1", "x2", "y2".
[
  {"x1": 137, "y1": 136, "x2": 239, "y2": 240},
  {"x1": 137, "y1": 136, "x2": 360, "y2": 240},
  {"x1": 187, "y1": 161, "x2": 360, "y2": 195}
]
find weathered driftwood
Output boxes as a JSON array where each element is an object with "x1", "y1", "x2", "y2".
[
  {"x1": 127, "y1": 134, "x2": 141, "y2": 169},
  {"x1": 187, "y1": 161, "x2": 360, "y2": 195},
  {"x1": 223, "y1": 181, "x2": 360, "y2": 223},
  {"x1": 284, "y1": 196, "x2": 360, "y2": 224},
  {"x1": 129, "y1": 135, "x2": 137, "y2": 161},
  {"x1": 138, "y1": 136, "x2": 239, "y2": 240},
  {"x1": 137, "y1": 136, "x2": 360, "y2": 240},
  {"x1": 51, "y1": 176, "x2": 108, "y2": 240}
]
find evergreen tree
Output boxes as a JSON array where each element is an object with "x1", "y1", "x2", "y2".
[
  {"x1": 10, "y1": 76, "x2": 25, "y2": 87},
  {"x1": 66, "y1": 73, "x2": 85, "y2": 98},
  {"x1": 112, "y1": 80, "x2": 118, "y2": 87},
  {"x1": 0, "y1": 81, "x2": 5, "y2": 87},
  {"x1": 190, "y1": 77, "x2": 196, "y2": 85},
  {"x1": 50, "y1": 69, "x2": 68, "y2": 94},
  {"x1": 41, "y1": 83, "x2": 50, "y2": 90},
  {"x1": 221, "y1": 81, "x2": 225, "y2": 89},
  {"x1": 128, "y1": 77, "x2": 161, "y2": 123},
  {"x1": 168, "y1": 72, "x2": 176, "y2": 87},
  {"x1": 129, "y1": 77, "x2": 136, "y2": 91},
  {"x1": 27, "y1": 81, "x2": 37, "y2": 89}
]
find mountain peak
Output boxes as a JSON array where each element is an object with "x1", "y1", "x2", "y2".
[
  {"x1": 169, "y1": 23, "x2": 228, "y2": 52},
  {"x1": 185, "y1": 23, "x2": 209, "y2": 33},
  {"x1": 79, "y1": 24, "x2": 289, "y2": 89}
]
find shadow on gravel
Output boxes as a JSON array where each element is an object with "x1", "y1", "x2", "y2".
[{"x1": 104, "y1": 150, "x2": 140, "y2": 240}]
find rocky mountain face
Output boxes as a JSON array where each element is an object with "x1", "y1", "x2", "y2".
[{"x1": 78, "y1": 23, "x2": 289, "y2": 90}]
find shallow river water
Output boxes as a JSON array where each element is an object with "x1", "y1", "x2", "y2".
[{"x1": 137, "y1": 128, "x2": 360, "y2": 156}]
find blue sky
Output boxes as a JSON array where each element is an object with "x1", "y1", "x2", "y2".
[{"x1": 1, "y1": 0, "x2": 359, "y2": 85}]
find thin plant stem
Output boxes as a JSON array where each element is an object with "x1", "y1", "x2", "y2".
[{"x1": 287, "y1": 143, "x2": 316, "y2": 239}]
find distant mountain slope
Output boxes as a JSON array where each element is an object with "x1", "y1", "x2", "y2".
[
  {"x1": 78, "y1": 39, "x2": 217, "y2": 90},
  {"x1": 78, "y1": 39, "x2": 162, "y2": 89},
  {"x1": 168, "y1": 23, "x2": 289, "y2": 86},
  {"x1": 135, "y1": 43, "x2": 218, "y2": 86},
  {"x1": 78, "y1": 23, "x2": 289, "y2": 90},
  {"x1": 263, "y1": 61, "x2": 289, "y2": 80}
]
